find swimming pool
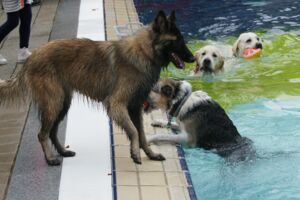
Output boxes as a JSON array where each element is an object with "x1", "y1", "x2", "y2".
[{"x1": 134, "y1": 0, "x2": 300, "y2": 199}]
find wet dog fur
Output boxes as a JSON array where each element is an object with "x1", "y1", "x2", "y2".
[
  {"x1": 0, "y1": 11, "x2": 195, "y2": 165},
  {"x1": 144, "y1": 78, "x2": 255, "y2": 161}
]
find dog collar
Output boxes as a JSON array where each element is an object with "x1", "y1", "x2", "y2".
[{"x1": 168, "y1": 89, "x2": 191, "y2": 119}]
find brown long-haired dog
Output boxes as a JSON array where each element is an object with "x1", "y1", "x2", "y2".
[{"x1": 0, "y1": 11, "x2": 194, "y2": 165}]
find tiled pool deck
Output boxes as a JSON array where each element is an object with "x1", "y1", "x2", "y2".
[
  {"x1": 112, "y1": 111, "x2": 192, "y2": 200},
  {"x1": 0, "y1": 0, "x2": 194, "y2": 199}
]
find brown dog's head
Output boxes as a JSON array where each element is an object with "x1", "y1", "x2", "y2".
[
  {"x1": 144, "y1": 79, "x2": 192, "y2": 113},
  {"x1": 151, "y1": 11, "x2": 195, "y2": 69}
]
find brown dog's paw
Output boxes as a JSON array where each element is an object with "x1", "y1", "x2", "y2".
[
  {"x1": 131, "y1": 154, "x2": 142, "y2": 164},
  {"x1": 149, "y1": 153, "x2": 166, "y2": 161},
  {"x1": 46, "y1": 157, "x2": 61, "y2": 166},
  {"x1": 131, "y1": 149, "x2": 142, "y2": 164}
]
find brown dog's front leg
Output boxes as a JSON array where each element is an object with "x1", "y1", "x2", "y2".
[
  {"x1": 129, "y1": 107, "x2": 166, "y2": 161},
  {"x1": 109, "y1": 104, "x2": 142, "y2": 164}
]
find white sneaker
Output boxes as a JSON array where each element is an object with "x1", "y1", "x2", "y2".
[
  {"x1": 17, "y1": 48, "x2": 32, "y2": 63},
  {"x1": 0, "y1": 54, "x2": 8, "y2": 65}
]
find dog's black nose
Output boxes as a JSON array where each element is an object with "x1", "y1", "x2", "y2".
[
  {"x1": 203, "y1": 58, "x2": 211, "y2": 66},
  {"x1": 256, "y1": 43, "x2": 263, "y2": 49}
]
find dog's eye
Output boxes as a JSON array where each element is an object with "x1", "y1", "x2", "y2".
[
  {"x1": 212, "y1": 53, "x2": 217, "y2": 58},
  {"x1": 256, "y1": 37, "x2": 260, "y2": 41},
  {"x1": 202, "y1": 52, "x2": 206, "y2": 56},
  {"x1": 246, "y1": 39, "x2": 252, "y2": 43}
]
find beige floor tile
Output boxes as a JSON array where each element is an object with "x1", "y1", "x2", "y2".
[
  {"x1": 139, "y1": 172, "x2": 166, "y2": 186},
  {"x1": 166, "y1": 172, "x2": 188, "y2": 187},
  {"x1": 0, "y1": 173, "x2": 9, "y2": 185},
  {"x1": 163, "y1": 159, "x2": 181, "y2": 172},
  {"x1": 113, "y1": 124, "x2": 124, "y2": 134},
  {"x1": 0, "y1": 128, "x2": 21, "y2": 136},
  {"x1": 117, "y1": 186, "x2": 140, "y2": 200},
  {"x1": 141, "y1": 186, "x2": 170, "y2": 200},
  {"x1": 137, "y1": 157, "x2": 163, "y2": 172},
  {"x1": 0, "y1": 143, "x2": 18, "y2": 154},
  {"x1": 0, "y1": 152, "x2": 15, "y2": 163},
  {"x1": 0, "y1": 163, "x2": 11, "y2": 173},
  {"x1": 116, "y1": 172, "x2": 138, "y2": 186},
  {"x1": 116, "y1": 157, "x2": 136, "y2": 171},
  {"x1": 114, "y1": 134, "x2": 130, "y2": 145},
  {"x1": 0, "y1": 134, "x2": 20, "y2": 144},
  {"x1": 158, "y1": 145, "x2": 179, "y2": 159},
  {"x1": 169, "y1": 187, "x2": 190, "y2": 200},
  {"x1": 140, "y1": 145, "x2": 160, "y2": 158},
  {"x1": 114, "y1": 145, "x2": 130, "y2": 157},
  {"x1": 117, "y1": 19, "x2": 130, "y2": 25},
  {"x1": 0, "y1": 185, "x2": 5, "y2": 200}
]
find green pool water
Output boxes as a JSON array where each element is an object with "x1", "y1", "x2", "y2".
[{"x1": 162, "y1": 30, "x2": 300, "y2": 110}]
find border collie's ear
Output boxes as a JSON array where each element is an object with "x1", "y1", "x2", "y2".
[
  {"x1": 161, "y1": 85, "x2": 173, "y2": 97},
  {"x1": 169, "y1": 10, "x2": 176, "y2": 23},
  {"x1": 153, "y1": 10, "x2": 168, "y2": 33}
]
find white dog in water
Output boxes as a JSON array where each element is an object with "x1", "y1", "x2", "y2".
[
  {"x1": 191, "y1": 32, "x2": 263, "y2": 77},
  {"x1": 232, "y1": 32, "x2": 263, "y2": 57}
]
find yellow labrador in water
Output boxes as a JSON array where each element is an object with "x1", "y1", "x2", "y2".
[
  {"x1": 192, "y1": 45, "x2": 225, "y2": 76},
  {"x1": 232, "y1": 32, "x2": 263, "y2": 57}
]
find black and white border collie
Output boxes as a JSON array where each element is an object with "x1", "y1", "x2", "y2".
[{"x1": 144, "y1": 78, "x2": 255, "y2": 161}]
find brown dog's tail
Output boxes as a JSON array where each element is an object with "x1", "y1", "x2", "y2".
[{"x1": 0, "y1": 76, "x2": 29, "y2": 108}]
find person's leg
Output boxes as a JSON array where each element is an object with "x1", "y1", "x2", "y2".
[
  {"x1": 18, "y1": 4, "x2": 32, "y2": 63},
  {"x1": 19, "y1": 4, "x2": 32, "y2": 48},
  {"x1": 0, "y1": 11, "x2": 20, "y2": 44},
  {"x1": 0, "y1": 11, "x2": 20, "y2": 64}
]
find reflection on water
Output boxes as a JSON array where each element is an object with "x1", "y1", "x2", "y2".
[{"x1": 134, "y1": 0, "x2": 300, "y2": 39}]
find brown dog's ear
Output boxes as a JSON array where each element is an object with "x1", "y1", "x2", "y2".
[
  {"x1": 153, "y1": 10, "x2": 168, "y2": 33},
  {"x1": 161, "y1": 85, "x2": 173, "y2": 97},
  {"x1": 218, "y1": 55, "x2": 225, "y2": 72},
  {"x1": 194, "y1": 62, "x2": 200, "y2": 74},
  {"x1": 168, "y1": 10, "x2": 176, "y2": 23},
  {"x1": 232, "y1": 39, "x2": 240, "y2": 57},
  {"x1": 193, "y1": 50, "x2": 201, "y2": 73}
]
